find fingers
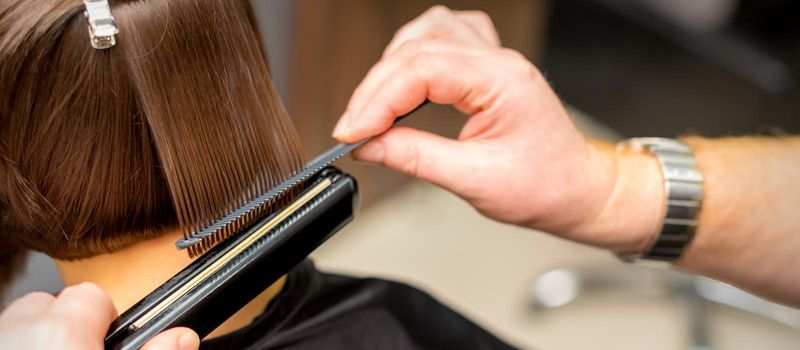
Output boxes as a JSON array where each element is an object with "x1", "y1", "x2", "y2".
[
  {"x1": 336, "y1": 40, "x2": 493, "y2": 140},
  {"x1": 335, "y1": 42, "x2": 519, "y2": 142},
  {"x1": 383, "y1": 6, "x2": 499, "y2": 56},
  {"x1": 0, "y1": 284, "x2": 117, "y2": 349},
  {"x1": 50, "y1": 282, "x2": 117, "y2": 340},
  {"x1": 454, "y1": 11, "x2": 501, "y2": 46},
  {"x1": 0, "y1": 284, "x2": 199, "y2": 350},
  {"x1": 335, "y1": 5, "x2": 518, "y2": 143},
  {"x1": 353, "y1": 126, "x2": 480, "y2": 194},
  {"x1": 335, "y1": 5, "x2": 504, "y2": 143},
  {"x1": 142, "y1": 327, "x2": 200, "y2": 350},
  {"x1": 0, "y1": 292, "x2": 55, "y2": 320}
]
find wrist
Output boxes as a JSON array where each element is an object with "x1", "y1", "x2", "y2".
[{"x1": 579, "y1": 140, "x2": 664, "y2": 253}]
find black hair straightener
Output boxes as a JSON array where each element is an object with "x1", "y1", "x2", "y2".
[
  {"x1": 103, "y1": 165, "x2": 356, "y2": 350},
  {"x1": 103, "y1": 102, "x2": 428, "y2": 349}
]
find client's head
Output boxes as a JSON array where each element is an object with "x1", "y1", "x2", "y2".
[{"x1": 0, "y1": 0, "x2": 304, "y2": 289}]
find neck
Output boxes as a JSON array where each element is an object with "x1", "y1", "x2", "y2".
[{"x1": 55, "y1": 231, "x2": 284, "y2": 339}]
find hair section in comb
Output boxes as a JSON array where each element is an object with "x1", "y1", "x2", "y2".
[
  {"x1": 177, "y1": 100, "x2": 431, "y2": 256},
  {"x1": 184, "y1": 188, "x2": 297, "y2": 258},
  {"x1": 177, "y1": 141, "x2": 364, "y2": 257}
]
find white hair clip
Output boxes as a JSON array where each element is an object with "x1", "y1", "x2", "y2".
[{"x1": 83, "y1": 0, "x2": 119, "y2": 49}]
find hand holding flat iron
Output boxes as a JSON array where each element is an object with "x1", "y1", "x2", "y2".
[{"x1": 0, "y1": 283, "x2": 199, "y2": 350}]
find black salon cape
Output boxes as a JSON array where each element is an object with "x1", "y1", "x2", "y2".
[{"x1": 201, "y1": 260, "x2": 516, "y2": 350}]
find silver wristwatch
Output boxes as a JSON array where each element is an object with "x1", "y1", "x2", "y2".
[{"x1": 617, "y1": 137, "x2": 704, "y2": 263}]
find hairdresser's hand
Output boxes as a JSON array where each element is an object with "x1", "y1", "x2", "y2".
[
  {"x1": 0, "y1": 283, "x2": 200, "y2": 350},
  {"x1": 333, "y1": 6, "x2": 662, "y2": 252}
]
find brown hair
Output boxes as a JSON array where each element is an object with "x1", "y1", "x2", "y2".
[{"x1": 0, "y1": 0, "x2": 303, "y2": 289}]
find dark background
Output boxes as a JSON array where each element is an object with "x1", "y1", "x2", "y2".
[{"x1": 542, "y1": 0, "x2": 800, "y2": 138}]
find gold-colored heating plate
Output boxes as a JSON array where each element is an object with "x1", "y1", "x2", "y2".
[{"x1": 131, "y1": 178, "x2": 333, "y2": 330}]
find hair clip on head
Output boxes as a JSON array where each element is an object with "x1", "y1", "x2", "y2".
[{"x1": 83, "y1": 0, "x2": 118, "y2": 49}]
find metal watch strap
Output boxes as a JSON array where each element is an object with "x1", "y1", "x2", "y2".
[{"x1": 619, "y1": 137, "x2": 704, "y2": 262}]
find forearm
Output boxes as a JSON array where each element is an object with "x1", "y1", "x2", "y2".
[
  {"x1": 592, "y1": 136, "x2": 800, "y2": 305},
  {"x1": 678, "y1": 136, "x2": 800, "y2": 305}
]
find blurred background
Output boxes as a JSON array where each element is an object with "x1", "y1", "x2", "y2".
[{"x1": 7, "y1": 0, "x2": 800, "y2": 349}]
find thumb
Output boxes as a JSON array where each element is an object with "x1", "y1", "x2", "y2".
[
  {"x1": 353, "y1": 126, "x2": 478, "y2": 194},
  {"x1": 141, "y1": 327, "x2": 200, "y2": 350}
]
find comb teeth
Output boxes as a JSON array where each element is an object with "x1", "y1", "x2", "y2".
[
  {"x1": 178, "y1": 140, "x2": 367, "y2": 257},
  {"x1": 178, "y1": 100, "x2": 430, "y2": 257},
  {"x1": 185, "y1": 194, "x2": 293, "y2": 257}
]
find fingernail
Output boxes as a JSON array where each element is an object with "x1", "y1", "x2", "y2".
[
  {"x1": 178, "y1": 331, "x2": 200, "y2": 350},
  {"x1": 353, "y1": 141, "x2": 385, "y2": 163},
  {"x1": 332, "y1": 112, "x2": 350, "y2": 139}
]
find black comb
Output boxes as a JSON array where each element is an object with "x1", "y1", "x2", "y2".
[{"x1": 177, "y1": 100, "x2": 428, "y2": 256}]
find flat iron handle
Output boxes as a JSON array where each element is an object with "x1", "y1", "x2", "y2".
[{"x1": 104, "y1": 168, "x2": 357, "y2": 350}]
